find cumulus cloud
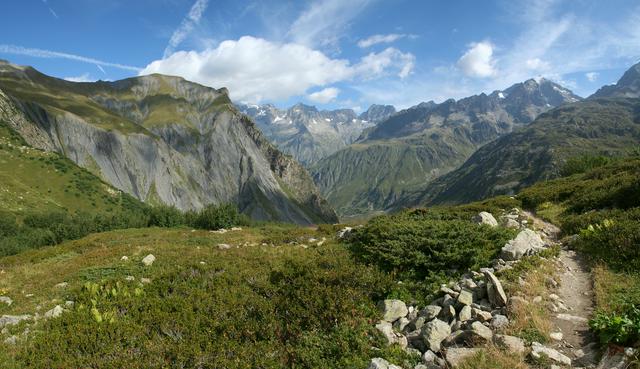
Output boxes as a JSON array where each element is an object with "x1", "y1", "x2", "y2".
[
  {"x1": 525, "y1": 58, "x2": 550, "y2": 71},
  {"x1": 585, "y1": 72, "x2": 599, "y2": 82},
  {"x1": 141, "y1": 36, "x2": 415, "y2": 103},
  {"x1": 308, "y1": 87, "x2": 340, "y2": 103},
  {"x1": 457, "y1": 42, "x2": 497, "y2": 78},
  {"x1": 64, "y1": 73, "x2": 94, "y2": 82},
  {"x1": 358, "y1": 33, "x2": 406, "y2": 48},
  {"x1": 164, "y1": 0, "x2": 210, "y2": 57}
]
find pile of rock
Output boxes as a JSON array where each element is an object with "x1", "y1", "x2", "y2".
[{"x1": 368, "y1": 211, "x2": 560, "y2": 369}]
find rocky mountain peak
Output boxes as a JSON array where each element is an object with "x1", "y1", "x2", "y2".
[
  {"x1": 591, "y1": 62, "x2": 640, "y2": 98},
  {"x1": 358, "y1": 104, "x2": 396, "y2": 122}
]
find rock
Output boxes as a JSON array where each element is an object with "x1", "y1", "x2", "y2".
[
  {"x1": 217, "y1": 244, "x2": 232, "y2": 250},
  {"x1": 54, "y1": 282, "x2": 68, "y2": 289},
  {"x1": 368, "y1": 357, "x2": 391, "y2": 369},
  {"x1": 443, "y1": 330, "x2": 466, "y2": 347},
  {"x1": 439, "y1": 305, "x2": 456, "y2": 322},
  {"x1": 456, "y1": 289, "x2": 473, "y2": 306},
  {"x1": 473, "y1": 309, "x2": 492, "y2": 322},
  {"x1": 125, "y1": 276, "x2": 135, "y2": 282},
  {"x1": 420, "y1": 305, "x2": 442, "y2": 320},
  {"x1": 422, "y1": 350, "x2": 437, "y2": 363},
  {"x1": 458, "y1": 305, "x2": 472, "y2": 322},
  {"x1": 141, "y1": 254, "x2": 156, "y2": 266},
  {"x1": 421, "y1": 319, "x2": 451, "y2": 352},
  {"x1": 445, "y1": 347, "x2": 482, "y2": 368},
  {"x1": 504, "y1": 218, "x2": 520, "y2": 229},
  {"x1": 440, "y1": 286, "x2": 459, "y2": 298},
  {"x1": 494, "y1": 334, "x2": 526, "y2": 355},
  {"x1": 378, "y1": 300, "x2": 409, "y2": 322},
  {"x1": 0, "y1": 315, "x2": 31, "y2": 328},
  {"x1": 531, "y1": 342, "x2": 571, "y2": 366},
  {"x1": 64, "y1": 301, "x2": 74, "y2": 307},
  {"x1": 468, "y1": 321, "x2": 493, "y2": 343},
  {"x1": 231, "y1": 227, "x2": 242, "y2": 231},
  {"x1": 556, "y1": 313, "x2": 588, "y2": 323},
  {"x1": 0, "y1": 296, "x2": 12, "y2": 306},
  {"x1": 120, "y1": 256, "x2": 129, "y2": 261},
  {"x1": 549, "y1": 332, "x2": 563, "y2": 341},
  {"x1": 393, "y1": 317, "x2": 410, "y2": 332},
  {"x1": 405, "y1": 347, "x2": 422, "y2": 357},
  {"x1": 44, "y1": 305, "x2": 63, "y2": 319},
  {"x1": 337, "y1": 227, "x2": 353, "y2": 239},
  {"x1": 442, "y1": 294, "x2": 455, "y2": 307},
  {"x1": 532, "y1": 296, "x2": 543, "y2": 303},
  {"x1": 141, "y1": 278, "x2": 152, "y2": 284},
  {"x1": 409, "y1": 316, "x2": 427, "y2": 331},
  {"x1": 375, "y1": 321, "x2": 408, "y2": 349},
  {"x1": 473, "y1": 212, "x2": 498, "y2": 227},
  {"x1": 500, "y1": 229, "x2": 546, "y2": 261},
  {"x1": 483, "y1": 271, "x2": 508, "y2": 307},
  {"x1": 573, "y1": 342, "x2": 599, "y2": 366},
  {"x1": 491, "y1": 315, "x2": 509, "y2": 330},
  {"x1": 545, "y1": 277, "x2": 559, "y2": 288},
  {"x1": 3, "y1": 335, "x2": 17, "y2": 345}
]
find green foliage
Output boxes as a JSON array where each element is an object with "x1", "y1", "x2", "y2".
[
  {"x1": 590, "y1": 305, "x2": 640, "y2": 345},
  {"x1": 576, "y1": 217, "x2": 640, "y2": 272},
  {"x1": 560, "y1": 155, "x2": 614, "y2": 177},
  {"x1": 191, "y1": 203, "x2": 250, "y2": 230},
  {"x1": 146, "y1": 205, "x2": 184, "y2": 228},
  {"x1": 349, "y1": 209, "x2": 516, "y2": 302}
]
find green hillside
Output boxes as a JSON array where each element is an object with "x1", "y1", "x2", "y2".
[{"x1": 398, "y1": 97, "x2": 640, "y2": 207}]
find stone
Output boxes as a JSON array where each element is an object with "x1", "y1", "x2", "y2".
[
  {"x1": 445, "y1": 347, "x2": 482, "y2": 368},
  {"x1": 405, "y1": 347, "x2": 422, "y2": 357},
  {"x1": 64, "y1": 301, "x2": 74, "y2": 307},
  {"x1": 556, "y1": 313, "x2": 588, "y2": 323},
  {"x1": 422, "y1": 350, "x2": 437, "y2": 363},
  {"x1": 473, "y1": 309, "x2": 493, "y2": 322},
  {"x1": 375, "y1": 321, "x2": 408, "y2": 349},
  {"x1": 217, "y1": 244, "x2": 232, "y2": 250},
  {"x1": 0, "y1": 315, "x2": 31, "y2": 328},
  {"x1": 491, "y1": 315, "x2": 509, "y2": 330},
  {"x1": 3, "y1": 335, "x2": 17, "y2": 345},
  {"x1": 393, "y1": 317, "x2": 410, "y2": 332},
  {"x1": 483, "y1": 271, "x2": 508, "y2": 307},
  {"x1": 439, "y1": 305, "x2": 456, "y2": 322},
  {"x1": 0, "y1": 296, "x2": 12, "y2": 306},
  {"x1": 125, "y1": 276, "x2": 135, "y2": 281},
  {"x1": 473, "y1": 212, "x2": 498, "y2": 227},
  {"x1": 420, "y1": 305, "x2": 442, "y2": 320},
  {"x1": 494, "y1": 334, "x2": 526, "y2": 355},
  {"x1": 504, "y1": 218, "x2": 520, "y2": 229},
  {"x1": 54, "y1": 282, "x2": 68, "y2": 289},
  {"x1": 421, "y1": 319, "x2": 451, "y2": 352},
  {"x1": 368, "y1": 357, "x2": 391, "y2": 369},
  {"x1": 532, "y1": 296, "x2": 543, "y2": 303},
  {"x1": 440, "y1": 286, "x2": 459, "y2": 298},
  {"x1": 409, "y1": 316, "x2": 427, "y2": 331},
  {"x1": 378, "y1": 300, "x2": 409, "y2": 322},
  {"x1": 442, "y1": 294, "x2": 455, "y2": 307},
  {"x1": 141, "y1": 254, "x2": 156, "y2": 266},
  {"x1": 458, "y1": 305, "x2": 472, "y2": 322},
  {"x1": 596, "y1": 350, "x2": 628, "y2": 369},
  {"x1": 337, "y1": 227, "x2": 353, "y2": 239},
  {"x1": 120, "y1": 256, "x2": 129, "y2": 261},
  {"x1": 44, "y1": 305, "x2": 63, "y2": 319},
  {"x1": 500, "y1": 229, "x2": 546, "y2": 261},
  {"x1": 456, "y1": 289, "x2": 474, "y2": 306},
  {"x1": 531, "y1": 342, "x2": 571, "y2": 366},
  {"x1": 468, "y1": 321, "x2": 493, "y2": 343},
  {"x1": 550, "y1": 332, "x2": 563, "y2": 341},
  {"x1": 141, "y1": 278, "x2": 152, "y2": 284}
]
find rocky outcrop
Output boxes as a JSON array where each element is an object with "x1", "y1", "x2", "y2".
[
  {"x1": 500, "y1": 228, "x2": 546, "y2": 261},
  {"x1": 0, "y1": 61, "x2": 337, "y2": 224}
]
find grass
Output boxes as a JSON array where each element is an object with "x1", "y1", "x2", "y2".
[
  {"x1": 0, "y1": 226, "x2": 407, "y2": 368},
  {"x1": 458, "y1": 346, "x2": 530, "y2": 369}
]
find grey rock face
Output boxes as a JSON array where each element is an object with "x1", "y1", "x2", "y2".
[
  {"x1": 0, "y1": 315, "x2": 31, "y2": 329},
  {"x1": 421, "y1": 319, "x2": 451, "y2": 352},
  {"x1": 484, "y1": 271, "x2": 508, "y2": 307},
  {"x1": 501, "y1": 229, "x2": 546, "y2": 261},
  {"x1": 0, "y1": 62, "x2": 336, "y2": 225},
  {"x1": 378, "y1": 300, "x2": 409, "y2": 322}
]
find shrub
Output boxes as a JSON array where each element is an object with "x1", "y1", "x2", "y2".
[
  {"x1": 191, "y1": 203, "x2": 248, "y2": 230},
  {"x1": 560, "y1": 155, "x2": 613, "y2": 177},
  {"x1": 146, "y1": 205, "x2": 184, "y2": 228},
  {"x1": 590, "y1": 305, "x2": 640, "y2": 345},
  {"x1": 576, "y1": 218, "x2": 640, "y2": 272}
]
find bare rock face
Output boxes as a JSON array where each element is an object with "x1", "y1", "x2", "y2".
[{"x1": 0, "y1": 62, "x2": 337, "y2": 225}]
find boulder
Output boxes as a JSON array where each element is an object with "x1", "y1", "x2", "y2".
[
  {"x1": 393, "y1": 317, "x2": 410, "y2": 332},
  {"x1": 375, "y1": 321, "x2": 408, "y2": 349},
  {"x1": 500, "y1": 229, "x2": 546, "y2": 261},
  {"x1": 421, "y1": 319, "x2": 451, "y2": 352},
  {"x1": 531, "y1": 342, "x2": 571, "y2": 366},
  {"x1": 458, "y1": 305, "x2": 472, "y2": 322},
  {"x1": 337, "y1": 227, "x2": 353, "y2": 239},
  {"x1": 420, "y1": 305, "x2": 442, "y2": 320},
  {"x1": 3, "y1": 335, "x2": 17, "y2": 345},
  {"x1": 44, "y1": 305, "x2": 63, "y2": 319},
  {"x1": 473, "y1": 212, "x2": 498, "y2": 227},
  {"x1": 368, "y1": 357, "x2": 391, "y2": 369},
  {"x1": 456, "y1": 289, "x2": 473, "y2": 306},
  {"x1": 0, "y1": 315, "x2": 31, "y2": 329},
  {"x1": 445, "y1": 347, "x2": 482, "y2": 368},
  {"x1": 217, "y1": 244, "x2": 232, "y2": 250},
  {"x1": 491, "y1": 315, "x2": 509, "y2": 330},
  {"x1": 473, "y1": 309, "x2": 492, "y2": 322},
  {"x1": 378, "y1": 300, "x2": 409, "y2": 322},
  {"x1": 504, "y1": 218, "x2": 520, "y2": 229},
  {"x1": 422, "y1": 350, "x2": 437, "y2": 364},
  {"x1": 467, "y1": 321, "x2": 493, "y2": 343},
  {"x1": 0, "y1": 296, "x2": 12, "y2": 306},
  {"x1": 439, "y1": 305, "x2": 456, "y2": 322},
  {"x1": 141, "y1": 254, "x2": 156, "y2": 266},
  {"x1": 494, "y1": 334, "x2": 526, "y2": 355},
  {"x1": 483, "y1": 271, "x2": 508, "y2": 307}
]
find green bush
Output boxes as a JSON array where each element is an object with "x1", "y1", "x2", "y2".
[
  {"x1": 191, "y1": 203, "x2": 248, "y2": 230},
  {"x1": 576, "y1": 218, "x2": 640, "y2": 272},
  {"x1": 349, "y1": 209, "x2": 516, "y2": 302},
  {"x1": 560, "y1": 155, "x2": 613, "y2": 177},
  {"x1": 590, "y1": 305, "x2": 640, "y2": 345},
  {"x1": 146, "y1": 205, "x2": 184, "y2": 228}
]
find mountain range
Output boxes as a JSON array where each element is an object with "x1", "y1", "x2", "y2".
[
  {"x1": 0, "y1": 60, "x2": 337, "y2": 224},
  {"x1": 238, "y1": 103, "x2": 395, "y2": 166},
  {"x1": 392, "y1": 62, "x2": 640, "y2": 209},
  {"x1": 311, "y1": 78, "x2": 582, "y2": 218}
]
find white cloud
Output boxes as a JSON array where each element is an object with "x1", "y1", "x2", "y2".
[
  {"x1": 64, "y1": 73, "x2": 93, "y2": 82},
  {"x1": 457, "y1": 42, "x2": 497, "y2": 78},
  {"x1": 288, "y1": 0, "x2": 372, "y2": 48},
  {"x1": 307, "y1": 87, "x2": 340, "y2": 103},
  {"x1": 164, "y1": 0, "x2": 210, "y2": 57},
  {"x1": 141, "y1": 36, "x2": 414, "y2": 103},
  {"x1": 585, "y1": 72, "x2": 599, "y2": 82},
  {"x1": 525, "y1": 58, "x2": 550, "y2": 71},
  {"x1": 358, "y1": 33, "x2": 406, "y2": 48},
  {"x1": 0, "y1": 44, "x2": 140, "y2": 72}
]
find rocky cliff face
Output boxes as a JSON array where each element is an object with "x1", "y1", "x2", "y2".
[
  {"x1": 312, "y1": 78, "x2": 581, "y2": 218},
  {"x1": 0, "y1": 61, "x2": 337, "y2": 224},
  {"x1": 591, "y1": 62, "x2": 640, "y2": 98},
  {"x1": 238, "y1": 103, "x2": 395, "y2": 166}
]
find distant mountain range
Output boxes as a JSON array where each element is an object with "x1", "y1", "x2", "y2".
[
  {"x1": 238, "y1": 103, "x2": 395, "y2": 166},
  {"x1": 0, "y1": 60, "x2": 337, "y2": 224},
  {"x1": 393, "y1": 62, "x2": 640, "y2": 209},
  {"x1": 311, "y1": 78, "x2": 581, "y2": 218}
]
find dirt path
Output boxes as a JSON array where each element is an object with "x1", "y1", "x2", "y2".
[{"x1": 523, "y1": 211, "x2": 598, "y2": 367}]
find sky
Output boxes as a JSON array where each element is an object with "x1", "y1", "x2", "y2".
[{"x1": 0, "y1": 0, "x2": 639, "y2": 111}]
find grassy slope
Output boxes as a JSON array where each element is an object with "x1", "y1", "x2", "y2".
[{"x1": 0, "y1": 119, "x2": 142, "y2": 214}]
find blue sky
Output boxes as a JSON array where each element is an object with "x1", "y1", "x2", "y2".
[{"x1": 1, "y1": 0, "x2": 639, "y2": 110}]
